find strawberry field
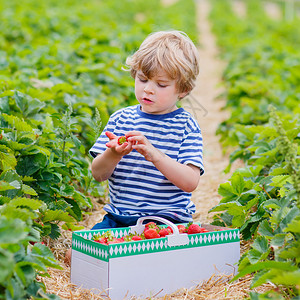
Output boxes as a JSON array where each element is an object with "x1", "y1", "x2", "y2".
[
  {"x1": 0, "y1": 0, "x2": 299, "y2": 299},
  {"x1": 209, "y1": 1, "x2": 300, "y2": 299}
]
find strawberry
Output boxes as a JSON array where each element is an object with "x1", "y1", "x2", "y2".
[
  {"x1": 159, "y1": 228, "x2": 171, "y2": 237},
  {"x1": 145, "y1": 221, "x2": 158, "y2": 229},
  {"x1": 187, "y1": 223, "x2": 202, "y2": 234},
  {"x1": 131, "y1": 235, "x2": 142, "y2": 241},
  {"x1": 199, "y1": 228, "x2": 209, "y2": 233},
  {"x1": 167, "y1": 226, "x2": 173, "y2": 234},
  {"x1": 94, "y1": 237, "x2": 108, "y2": 244},
  {"x1": 107, "y1": 237, "x2": 124, "y2": 244},
  {"x1": 144, "y1": 228, "x2": 160, "y2": 239},
  {"x1": 118, "y1": 136, "x2": 128, "y2": 145},
  {"x1": 177, "y1": 224, "x2": 187, "y2": 234}
]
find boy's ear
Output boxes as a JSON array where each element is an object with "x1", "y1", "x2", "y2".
[{"x1": 178, "y1": 91, "x2": 189, "y2": 99}]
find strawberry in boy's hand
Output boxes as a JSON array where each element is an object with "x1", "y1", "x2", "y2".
[{"x1": 118, "y1": 136, "x2": 128, "y2": 145}]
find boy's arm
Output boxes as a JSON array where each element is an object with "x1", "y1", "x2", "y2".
[
  {"x1": 91, "y1": 131, "x2": 132, "y2": 182},
  {"x1": 153, "y1": 151, "x2": 200, "y2": 192},
  {"x1": 126, "y1": 131, "x2": 201, "y2": 192},
  {"x1": 91, "y1": 149, "x2": 122, "y2": 182}
]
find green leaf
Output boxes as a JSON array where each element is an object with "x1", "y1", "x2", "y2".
[
  {"x1": 0, "y1": 248, "x2": 14, "y2": 284},
  {"x1": 10, "y1": 197, "x2": 42, "y2": 210},
  {"x1": 31, "y1": 243, "x2": 62, "y2": 269},
  {"x1": 258, "y1": 220, "x2": 274, "y2": 237},
  {"x1": 65, "y1": 198, "x2": 82, "y2": 222},
  {"x1": 248, "y1": 248, "x2": 265, "y2": 264},
  {"x1": 218, "y1": 182, "x2": 236, "y2": 198},
  {"x1": 279, "y1": 241, "x2": 300, "y2": 261},
  {"x1": 49, "y1": 223, "x2": 62, "y2": 240},
  {"x1": 272, "y1": 269, "x2": 300, "y2": 286},
  {"x1": 284, "y1": 216, "x2": 300, "y2": 233},
  {"x1": 14, "y1": 262, "x2": 35, "y2": 286},
  {"x1": 1, "y1": 205, "x2": 35, "y2": 223},
  {"x1": 21, "y1": 184, "x2": 38, "y2": 196},
  {"x1": 270, "y1": 175, "x2": 291, "y2": 188},
  {"x1": 231, "y1": 261, "x2": 298, "y2": 282},
  {"x1": 252, "y1": 236, "x2": 269, "y2": 253},
  {"x1": 231, "y1": 172, "x2": 246, "y2": 195},
  {"x1": 270, "y1": 234, "x2": 285, "y2": 247},
  {"x1": 14, "y1": 90, "x2": 45, "y2": 117},
  {"x1": 16, "y1": 153, "x2": 48, "y2": 176},
  {"x1": 0, "y1": 180, "x2": 20, "y2": 192},
  {"x1": 0, "y1": 147, "x2": 17, "y2": 170},
  {"x1": 43, "y1": 210, "x2": 74, "y2": 223},
  {"x1": 0, "y1": 216, "x2": 28, "y2": 244},
  {"x1": 2, "y1": 113, "x2": 33, "y2": 132}
]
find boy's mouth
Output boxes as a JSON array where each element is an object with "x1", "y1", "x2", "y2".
[{"x1": 142, "y1": 97, "x2": 153, "y2": 104}]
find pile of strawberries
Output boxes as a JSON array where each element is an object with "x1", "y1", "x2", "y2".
[{"x1": 92, "y1": 222, "x2": 209, "y2": 245}]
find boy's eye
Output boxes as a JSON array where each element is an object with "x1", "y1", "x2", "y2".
[
  {"x1": 138, "y1": 77, "x2": 147, "y2": 83},
  {"x1": 158, "y1": 83, "x2": 167, "y2": 88}
]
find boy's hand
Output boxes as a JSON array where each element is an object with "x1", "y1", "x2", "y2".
[
  {"x1": 125, "y1": 131, "x2": 163, "y2": 163},
  {"x1": 105, "y1": 131, "x2": 132, "y2": 156}
]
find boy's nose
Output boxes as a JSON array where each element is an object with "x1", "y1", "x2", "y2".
[{"x1": 144, "y1": 82, "x2": 154, "y2": 94}]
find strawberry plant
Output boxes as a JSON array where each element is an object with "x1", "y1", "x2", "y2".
[
  {"x1": 0, "y1": 172, "x2": 62, "y2": 299},
  {"x1": 210, "y1": 0, "x2": 300, "y2": 298},
  {"x1": 0, "y1": 0, "x2": 199, "y2": 298}
]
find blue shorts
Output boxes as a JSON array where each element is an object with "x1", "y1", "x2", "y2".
[{"x1": 91, "y1": 213, "x2": 181, "y2": 230}]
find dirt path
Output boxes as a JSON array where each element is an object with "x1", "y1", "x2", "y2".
[{"x1": 183, "y1": 0, "x2": 232, "y2": 224}]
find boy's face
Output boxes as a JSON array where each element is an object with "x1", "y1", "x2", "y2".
[{"x1": 135, "y1": 69, "x2": 186, "y2": 115}]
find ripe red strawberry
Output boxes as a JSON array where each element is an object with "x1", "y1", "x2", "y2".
[
  {"x1": 199, "y1": 228, "x2": 209, "y2": 233},
  {"x1": 187, "y1": 224, "x2": 202, "y2": 234},
  {"x1": 131, "y1": 235, "x2": 142, "y2": 241},
  {"x1": 167, "y1": 226, "x2": 173, "y2": 233},
  {"x1": 145, "y1": 221, "x2": 158, "y2": 229},
  {"x1": 144, "y1": 228, "x2": 160, "y2": 239},
  {"x1": 159, "y1": 228, "x2": 171, "y2": 237},
  {"x1": 94, "y1": 237, "x2": 108, "y2": 244},
  {"x1": 118, "y1": 136, "x2": 128, "y2": 145},
  {"x1": 177, "y1": 224, "x2": 187, "y2": 234},
  {"x1": 107, "y1": 237, "x2": 124, "y2": 244}
]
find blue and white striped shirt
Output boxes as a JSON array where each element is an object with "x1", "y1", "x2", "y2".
[{"x1": 89, "y1": 105, "x2": 204, "y2": 222}]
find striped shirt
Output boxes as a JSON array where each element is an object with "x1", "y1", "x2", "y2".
[{"x1": 89, "y1": 105, "x2": 204, "y2": 223}]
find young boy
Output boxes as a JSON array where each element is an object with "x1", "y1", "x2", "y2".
[
  {"x1": 89, "y1": 30, "x2": 204, "y2": 229},
  {"x1": 65, "y1": 30, "x2": 203, "y2": 264}
]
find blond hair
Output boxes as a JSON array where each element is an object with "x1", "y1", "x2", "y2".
[{"x1": 125, "y1": 30, "x2": 199, "y2": 95}]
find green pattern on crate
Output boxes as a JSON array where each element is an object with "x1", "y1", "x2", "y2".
[{"x1": 72, "y1": 227, "x2": 240, "y2": 261}]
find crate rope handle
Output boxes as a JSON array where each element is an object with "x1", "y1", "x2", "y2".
[{"x1": 129, "y1": 216, "x2": 189, "y2": 247}]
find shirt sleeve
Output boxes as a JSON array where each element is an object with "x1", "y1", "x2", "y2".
[{"x1": 177, "y1": 118, "x2": 204, "y2": 175}]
